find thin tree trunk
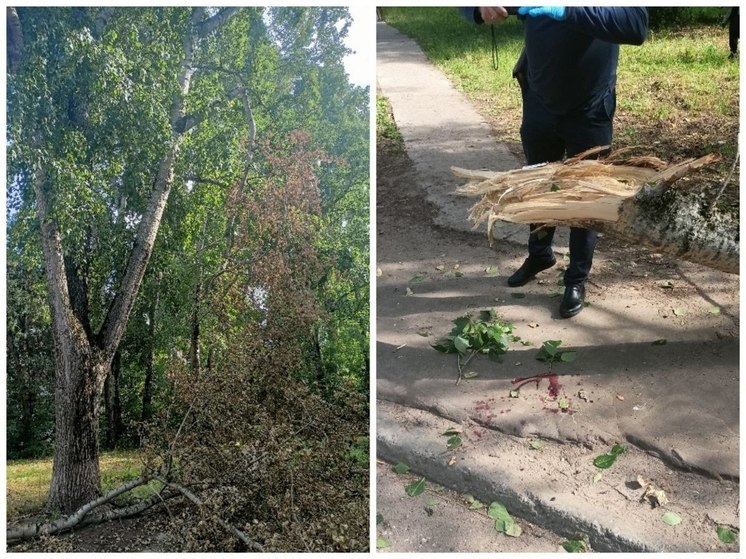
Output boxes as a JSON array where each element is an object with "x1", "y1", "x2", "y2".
[
  {"x1": 141, "y1": 289, "x2": 158, "y2": 425},
  {"x1": 104, "y1": 351, "x2": 123, "y2": 448},
  {"x1": 188, "y1": 283, "x2": 202, "y2": 375}
]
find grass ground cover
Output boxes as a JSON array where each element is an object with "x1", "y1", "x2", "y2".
[
  {"x1": 7, "y1": 449, "x2": 156, "y2": 519},
  {"x1": 382, "y1": 7, "x2": 739, "y2": 172}
]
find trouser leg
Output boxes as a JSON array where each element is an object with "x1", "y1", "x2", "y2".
[
  {"x1": 557, "y1": 88, "x2": 615, "y2": 285},
  {"x1": 564, "y1": 227, "x2": 598, "y2": 286},
  {"x1": 520, "y1": 87, "x2": 564, "y2": 262}
]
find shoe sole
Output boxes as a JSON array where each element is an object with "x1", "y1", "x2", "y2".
[{"x1": 559, "y1": 305, "x2": 583, "y2": 318}]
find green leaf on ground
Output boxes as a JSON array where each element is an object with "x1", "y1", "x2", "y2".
[
  {"x1": 405, "y1": 478, "x2": 425, "y2": 497},
  {"x1": 658, "y1": 280, "x2": 674, "y2": 289},
  {"x1": 454, "y1": 335, "x2": 471, "y2": 354},
  {"x1": 504, "y1": 519, "x2": 522, "y2": 537},
  {"x1": 376, "y1": 536, "x2": 391, "y2": 549},
  {"x1": 529, "y1": 439, "x2": 544, "y2": 450},
  {"x1": 485, "y1": 266, "x2": 500, "y2": 277},
  {"x1": 562, "y1": 538, "x2": 588, "y2": 552},
  {"x1": 469, "y1": 499, "x2": 485, "y2": 510},
  {"x1": 672, "y1": 308, "x2": 684, "y2": 316},
  {"x1": 509, "y1": 390, "x2": 520, "y2": 398},
  {"x1": 409, "y1": 273, "x2": 426, "y2": 283},
  {"x1": 442, "y1": 427, "x2": 461, "y2": 436},
  {"x1": 560, "y1": 351, "x2": 577, "y2": 362},
  {"x1": 592, "y1": 471, "x2": 603, "y2": 484},
  {"x1": 376, "y1": 513, "x2": 384, "y2": 525},
  {"x1": 661, "y1": 511, "x2": 682, "y2": 526},
  {"x1": 462, "y1": 371, "x2": 479, "y2": 379},
  {"x1": 393, "y1": 463, "x2": 410, "y2": 475},
  {"x1": 488, "y1": 501, "x2": 512, "y2": 523},
  {"x1": 708, "y1": 306, "x2": 721, "y2": 315},
  {"x1": 446, "y1": 435, "x2": 462, "y2": 450},
  {"x1": 652, "y1": 339, "x2": 667, "y2": 346},
  {"x1": 593, "y1": 453, "x2": 619, "y2": 469},
  {"x1": 511, "y1": 292, "x2": 526, "y2": 299},
  {"x1": 717, "y1": 525, "x2": 737, "y2": 543},
  {"x1": 610, "y1": 444, "x2": 625, "y2": 456},
  {"x1": 558, "y1": 397, "x2": 570, "y2": 410}
]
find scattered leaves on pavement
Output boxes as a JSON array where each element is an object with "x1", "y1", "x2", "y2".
[
  {"x1": 393, "y1": 463, "x2": 410, "y2": 475},
  {"x1": 661, "y1": 511, "x2": 682, "y2": 526},
  {"x1": 405, "y1": 478, "x2": 426, "y2": 497},
  {"x1": 488, "y1": 501, "x2": 522, "y2": 538},
  {"x1": 562, "y1": 537, "x2": 589, "y2": 552},
  {"x1": 717, "y1": 525, "x2": 737, "y2": 544},
  {"x1": 593, "y1": 444, "x2": 625, "y2": 469}
]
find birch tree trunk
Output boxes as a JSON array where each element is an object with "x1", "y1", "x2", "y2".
[{"x1": 39, "y1": 8, "x2": 240, "y2": 514}]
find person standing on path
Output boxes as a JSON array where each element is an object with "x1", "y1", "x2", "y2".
[{"x1": 461, "y1": 6, "x2": 648, "y2": 317}]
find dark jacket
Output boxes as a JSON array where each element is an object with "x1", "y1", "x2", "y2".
[{"x1": 460, "y1": 7, "x2": 648, "y2": 114}]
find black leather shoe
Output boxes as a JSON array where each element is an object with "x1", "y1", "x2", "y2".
[
  {"x1": 559, "y1": 284, "x2": 585, "y2": 318},
  {"x1": 507, "y1": 257, "x2": 556, "y2": 287}
]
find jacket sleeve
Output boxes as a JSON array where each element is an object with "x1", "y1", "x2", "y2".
[
  {"x1": 563, "y1": 7, "x2": 648, "y2": 45},
  {"x1": 459, "y1": 7, "x2": 484, "y2": 24}
]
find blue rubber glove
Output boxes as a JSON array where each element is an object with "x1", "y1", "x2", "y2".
[{"x1": 517, "y1": 6, "x2": 567, "y2": 21}]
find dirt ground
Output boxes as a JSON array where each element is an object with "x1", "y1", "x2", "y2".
[
  {"x1": 8, "y1": 507, "x2": 173, "y2": 552},
  {"x1": 376, "y1": 459, "x2": 568, "y2": 553}
]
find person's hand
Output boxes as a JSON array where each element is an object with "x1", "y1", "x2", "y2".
[
  {"x1": 479, "y1": 7, "x2": 509, "y2": 24},
  {"x1": 517, "y1": 6, "x2": 567, "y2": 21}
]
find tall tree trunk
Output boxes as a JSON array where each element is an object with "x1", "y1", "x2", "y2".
[
  {"x1": 50, "y1": 342, "x2": 108, "y2": 512},
  {"x1": 36, "y1": 8, "x2": 239, "y2": 514}
]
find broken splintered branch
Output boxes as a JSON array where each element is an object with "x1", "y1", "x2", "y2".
[{"x1": 453, "y1": 149, "x2": 738, "y2": 274}]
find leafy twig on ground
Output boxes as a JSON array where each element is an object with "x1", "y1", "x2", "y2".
[{"x1": 432, "y1": 310, "x2": 517, "y2": 385}]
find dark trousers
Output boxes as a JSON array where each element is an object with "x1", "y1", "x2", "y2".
[
  {"x1": 729, "y1": 7, "x2": 739, "y2": 54},
  {"x1": 519, "y1": 86, "x2": 616, "y2": 286}
]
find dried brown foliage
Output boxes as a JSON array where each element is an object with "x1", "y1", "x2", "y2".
[{"x1": 140, "y1": 131, "x2": 369, "y2": 552}]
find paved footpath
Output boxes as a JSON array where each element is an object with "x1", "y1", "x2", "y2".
[{"x1": 376, "y1": 21, "x2": 739, "y2": 552}]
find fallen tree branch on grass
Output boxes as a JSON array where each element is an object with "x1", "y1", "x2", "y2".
[
  {"x1": 6, "y1": 475, "x2": 179, "y2": 543},
  {"x1": 454, "y1": 149, "x2": 738, "y2": 274}
]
